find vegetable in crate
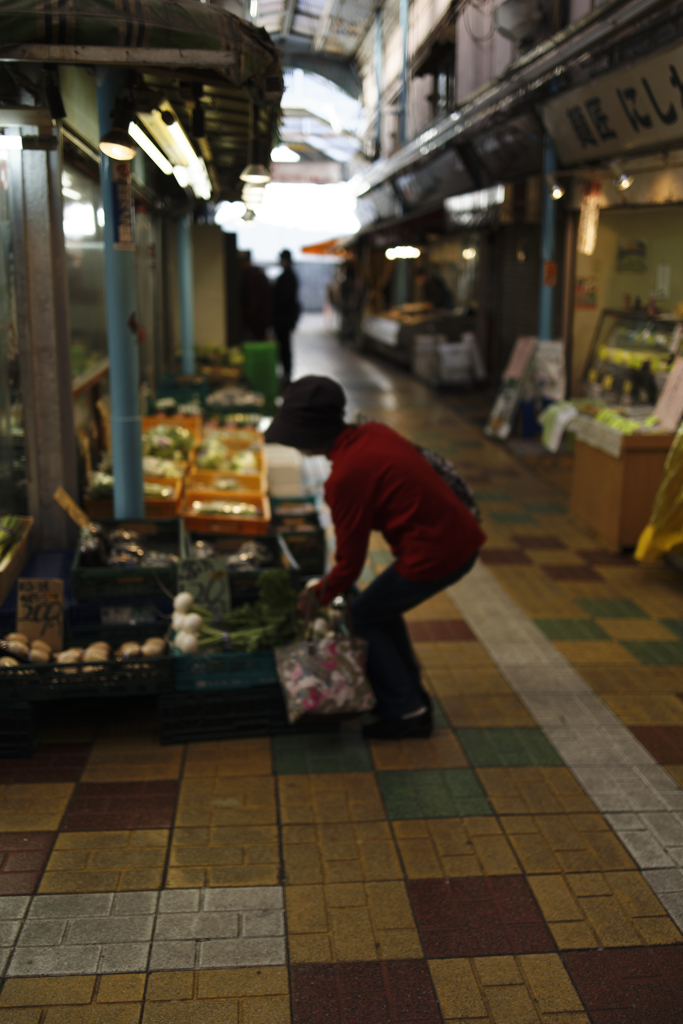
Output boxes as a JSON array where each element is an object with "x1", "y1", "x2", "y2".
[
  {"x1": 142, "y1": 457, "x2": 184, "y2": 479},
  {"x1": 190, "y1": 500, "x2": 261, "y2": 517},
  {"x1": 226, "y1": 541, "x2": 273, "y2": 570},
  {"x1": 87, "y1": 473, "x2": 174, "y2": 500},
  {"x1": 142, "y1": 424, "x2": 193, "y2": 461}
]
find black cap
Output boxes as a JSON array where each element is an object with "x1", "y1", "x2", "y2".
[
  {"x1": 280, "y1": 249, "x2": 292, "y2": 261},
  {"x1": 264, "y1": 376, "x2": 346, "y2": 449}
]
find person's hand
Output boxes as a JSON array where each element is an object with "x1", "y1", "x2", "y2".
[{"x1": 297, "y1": 587, "x2": 319, "y2": 621}]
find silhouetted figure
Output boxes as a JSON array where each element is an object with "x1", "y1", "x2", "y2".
[
  {"x1": 272, "y1": 249, "x2": 300, "y2": 382},
  {"x1": 240, "y1": 251, "x2": 272, "y2": 340}
]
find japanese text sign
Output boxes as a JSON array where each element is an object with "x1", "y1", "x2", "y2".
[
  {"x1": 177, "y1": 557, "x2": 230, "y2": 617},
  {"x1": 541, "y1": 41, "x2": 683, "y2": 164},
  {"x1": 16, "y1": 578, "x2": 64, "y2": 653}
]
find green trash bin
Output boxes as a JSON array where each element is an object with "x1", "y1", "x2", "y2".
[{"x1": 242, "y1": 340, "x2": 278, "y2": 415}]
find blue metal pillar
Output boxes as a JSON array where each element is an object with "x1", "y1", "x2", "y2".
[
  {"x1": 96, "y1": 68, "x2": 144, "y2": 519},
  {"x1": 398, "y1": 0, "x2": 409, "y2": 146},
  {"x1": 538, "y1": 134, "x2": 558, "y2": 340},
  {"x1": 178, "y1": 215, "x2": 195, "y2": 375}
]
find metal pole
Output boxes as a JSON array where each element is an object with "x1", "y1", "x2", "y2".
[
  {"x1": 537, "y1": 133, "x2": 557, "y2": 341},
  {"x1": 374, "y1": 9, "x2": 382, "y2": 154},
  {"x1": 96, "y1": 67, "x2": 144, "y2": 519},
  {"x1": 178, "y1": 214, "x2": 195, "y2": 375},
  {"x1": 398, "y1": 0, "x2": 409, "y2": 146}
]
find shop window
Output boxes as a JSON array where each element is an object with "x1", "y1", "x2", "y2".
[{"x1": 0, "y1": 151, "x2": 26, "y2": 515}]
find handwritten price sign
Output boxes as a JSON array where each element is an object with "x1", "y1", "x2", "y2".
[
  {"x1": 177, "y1": 557, "x2": 230, "y2": 617},
  {"x1": 16, "y1": 578, "x2": 64, "y2": 652}
]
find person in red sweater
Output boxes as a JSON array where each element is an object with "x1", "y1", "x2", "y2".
[{"x1": 265, "y1": 376, "x2": 486, "y2": 739}]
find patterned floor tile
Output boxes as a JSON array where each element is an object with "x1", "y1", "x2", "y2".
[
  {"x1": 282, "y1": 821, "x2": 402, "y2": 884},
  {"x1": 290, "y1": 960, "x2": 441, "y2": 1023},
  {"x1": 623, "y1": 640, "x2": 683, "y2": 665},
  {"x1": 408, "y1": 876, "x2": 555, "y2": 957},
  {"x1": 425, "y1": 667, "x2": 513, "y2": 696},
  {"x1": 477, "y1": 767, "x2": 598, "y2": 816},
  {"x1": 500, "y1": 814, "x2": 634, "y2": 874},
  {"x1": 278, "y1": 773, "x2": 385, "y2": 825},
  {"x1": 166, "y1": 825, "x2": 280, "y2": 888},
  {"x1": 528, "y1": 870, "x2": 681, "y2": 949},
  {"x1": 377, "y1": 770, "x2": 492, "y2": 820},
  {"x1": 0, "y1": 746, "x2": 91, "y2": 785},
  {"x1": 0, "y1": 785, "x2": 74, "y2": 833},
  {"x1": 0, "y1": 974, "x2": 145, "y2": 1021},
  {"x1": 429, "y1": 953, "x2": 589, "y2": 1021},
  {"x1": 543, "y1": 566, "x2": 603, "y2": 582},
  {"x1": 407, "y1": 620, "x2": 476, "y2": 640},
  {"x1": 534, "y1": 619, "x2": 608, "y2": 641},
  {"x1": 61, "y1": 782, "x2": 178, "y2": 832},
  {"x1": 38, "y1": 831, "x2": 169, "y2": 893},
  {"x1": 554, "y1": 640, "x2": 638, "y2": 665},
  {"x1": 272, "y1": 734, "x2": 373, "y2": 775},
  {"x1": 437, "y1": 694, "x2": 536, "y2": 729},
  {"x1": 183, "y1": 738, "x2": 273, "y2": 779},
  {"x1": 370, "y1": 731, "x2": 468, "y2": 772},
  {"x1": 81, "y1": 739, "x2": 183, "y2": 784},
  {"x1": 405, "y1": 593, "x2": 467, "y2": 621},
  {"x1": 480, "y1": 549, "x2": 532, "y2": 566},
  {"x1": 0, "y1": 832, "x2": 54, "y2": 895},
  {"x1": 596, "y1": 618, "x2": 680, "y2": 642},
  {"x1": 286, "y1": 881, "x2": 422, "y2": 962},
  {"x1": 581, "y1": 665, "x2": 683, "y2": 695},
  {"x1": 606, "y1": 696, "x2": 683, "y2": 726},
  {"x1": 576, "y1": 598, "x2": 649, "y2": 619},
  {"x1": 512, "y1": 535, "x2": 567, "y2": 550},
  {"x1": 479, "y1": 567, "x2": 585, "y2": 618},
  {"x1": 456, "y1": 729, "x2": 563, "y2": 767},
  {"x1": 661, "y1": 619, "x2": 683, "y2": 640},
  {"x1": 393, "y1": 817, "x2": 520, "y2": 878},
  {"x1": 629, "y1": 726, "x2": 683, "y2": 763},
  {"x1": 144, "y1": 966, "x2": 290, "y2": 1023},
  {"x1": 563, "y1": 946, "x2": 683, "y2": 1023},
  {"x1": 171, "y1": 777, "x2": 278, "y2": 841},
  {"x1": 413, "y1": 640, "x2": 497, "y2": 669}
]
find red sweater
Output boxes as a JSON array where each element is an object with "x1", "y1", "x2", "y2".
[{"x1": 317, "y1": 422, "x2": 486, "y2": 601}]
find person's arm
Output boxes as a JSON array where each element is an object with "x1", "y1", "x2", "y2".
[{"x1": 315, "y1": 475, "x2": 374, "y2": 603}]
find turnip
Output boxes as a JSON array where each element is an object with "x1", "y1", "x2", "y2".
[
  {"x1": 182, "y1": 612, "x2": 203, "y2": 634},
  {"x1": 171, "y1": 611, "x2": 186, "y2": 631},
  {"x1": 175, "y1": 630, "x2": 199, "y2": 654},
  {"x1": 173, "y1": 591, "x2": 194, "y2": 614}
]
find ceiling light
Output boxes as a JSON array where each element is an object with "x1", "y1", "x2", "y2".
[
  {"x1": 385, "y1": 246, "x2": 420, "y2": 260},
  {"x1": 138, "y1": 108, "x2": 188, "y2": 166},
  {"x1": 610, "y1": 161, "x2": 633, "y2": 191},
  {"x1": 462, "y1": 247, "x2": 477, "y2": 260},
  {"x1": 99, "y1": 126, "x2": 137, "y2": 161},
  {"x1": 271, "y1": 145, "x2": 300, "y2": 163},
  {"x1": 546, "y1": 175, "x2": 565, "y2": 200},
  {"x1": 128, "y1": 122, "x2": 172, "y2": 175},
  {"x1": 240, "y1": 163, "x2": 271, "y2": 184},
  {"x1": 250, "y1": 0, "x2": 258, "y2": 16}
]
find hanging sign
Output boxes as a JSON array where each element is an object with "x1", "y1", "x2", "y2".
[
  {"x1": 541, "y1": 40, "x2": 683, "y2": 165},
  {"x1": 16, "y1": 578, "x2": 64, "y2": 653},
  {"x1": 112, "y1": 161, "x2": 135, "y2": 252}
]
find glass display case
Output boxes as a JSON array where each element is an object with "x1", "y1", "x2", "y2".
[{"x1": 581, "y1": 309, "x2": 682, "y2": 407}]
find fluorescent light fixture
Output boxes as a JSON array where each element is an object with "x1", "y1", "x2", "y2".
[
  {"x1": 271, "y1": 145, "x2": 300, "y2": 163},
  {"x1": 240, "y1": 163, "x2": 271, "y2": 184},
  {"x1": 250, "y1": 0, "x2": 258, "y2": 16},
  {"x1": 99, "y1": 126, "x2": 137, "y2": 161},
  {"x1": 168, "y1": 121, "x2": 198, "y2": 167},
  {"x1": 0, "y1": 135, "x2": 22, "y2": 152},
  {"x1": 97, "y1": 207, "x2": 105, "y2": 227},
  {"x1": 444, "y1": 184, "x2": 505, "y2": 215},
  {"x1": 62, "y1": 186, "x2": 82, "y2": 201},
  {"x1": 385, "y1": 246, "x2": 420, "y2": 260},
  {"x1": 138, "y1": 109, "x2": 188, "y2": 166},
  {"x1": 462, "y1": 247, "x2": 477, "y2": 260},
  {"x1": 128, "y1": 121, "x2": 173, "y2": 175}
]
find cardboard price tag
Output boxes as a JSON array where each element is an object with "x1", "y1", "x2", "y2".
[
  {"x1": 177, "y1": 557, "x2": 230, "y2": 617},
  {"x1": 16, "y1": 578, "x2": 64, "y2": 652}
]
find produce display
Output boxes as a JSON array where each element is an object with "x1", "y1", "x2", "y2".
[
  {"x1": 189, "y1": 500, "x2": 262, "y2": 517},
  {"x1": 142, "y1": 423, "x2": 194, "y2": 461},
  {"x1": 195, "y1": 438, "x2": 259, "y2": 472},
  {"x1": 187, "y1": 538, "x2": 275, "y2": 570},
  {"x1": 205, "y1": 385, "x2": 264, "y2": 410},
  {"x1": 0, "y1": 516, "x2": 27, "y2": 572},
  {"x1": 154, "y1": 397, "x2": 203, "y2": 416},
  {"x1": 0, "y1": 631, "x2": 166, "y2": 667},
  {"x1": 87, "y1": 473, "x2": 175, "y2": 500},
  {"x1": 78, "y1": 524, "x2": 178, "y2": 569},
  {"x1": 171, "y1": 570, "x2": 299, "y2": 653},
  {"x1": 142, "y1": 457, "x2": 185, "y2": 479}
]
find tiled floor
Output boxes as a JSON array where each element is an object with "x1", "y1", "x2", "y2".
[{"x1": 5, "y1": 316, "x2": 683, "y2": 1020}]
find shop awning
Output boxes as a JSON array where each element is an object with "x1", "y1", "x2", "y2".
[
  {"x1": 0, "y1": 0, "x2": 279, "y2": 86},
  {"x1": 0, "y1": 0, "x2": 283, "y2": 200},
  {"x1": 301, "y1": 238, "x2": 351, "y2": 256}
]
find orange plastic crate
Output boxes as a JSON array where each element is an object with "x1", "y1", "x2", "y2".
[{"x1": 182, "y1": 490, "x2": 271, "y2": 536}]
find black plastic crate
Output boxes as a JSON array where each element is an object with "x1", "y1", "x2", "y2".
[
  {"x1": 0, "y1": 653, "x2": 174, "y2": 703},
  {"x1": 276, "y1": 531, "x2": 326, "y2": 576},
  {"x1": 157, "y1": 688, "x2": 339, "y2": 743},
  {"x1": 71, "y1": 519, "x2": 180, "y2": 601},
  {"x1": 0, "y1": 702, "x2": 35, "y2": 757}
]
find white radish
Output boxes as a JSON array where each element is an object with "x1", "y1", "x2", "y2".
[
  {"x1": 182, "y1": 612, "x2": 203, "y2": 634},
  {"x1": 173, "y1": 592, "x2": 194, "y2": 613},
  {"x1": 175, "y1": 630, "x2": 199, "y2": 654},
  {"x1": 171, "y1": 611, "x2": 186, "y2": 631}
]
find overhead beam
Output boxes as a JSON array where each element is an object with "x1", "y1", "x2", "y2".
[
  {"x1": 280, "y1": 0, "x2": 298, "y2": 40},
  {"x1": 0, "y1": 44, "x2": 235, "y2": 68},
  {"x1": 312, "y1": 0, "x2": 343, "y2": 52}
]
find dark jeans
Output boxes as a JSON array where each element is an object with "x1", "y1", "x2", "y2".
[
  {"x1": 274, "y1": 324, "x2": 292, "y2": 379},
  {"x1": 351, "y1": 555, "x2": 477, "y2": 718}
]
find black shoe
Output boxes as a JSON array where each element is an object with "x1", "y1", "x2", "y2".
[{"x1": 362, "y1": 711, "x2": 432, "y2": 740}]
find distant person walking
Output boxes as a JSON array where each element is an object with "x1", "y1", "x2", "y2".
[
  {"x1": 272, "y1": 249, "x2": 300, "y2": 383},
  {"x1": 240, "y1": 251, "x2": 272, "y2": 340}
]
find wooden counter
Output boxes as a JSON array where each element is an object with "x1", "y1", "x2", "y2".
[{"x1": 570, "y1": 431, "x2": 674, "y2": 551}]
